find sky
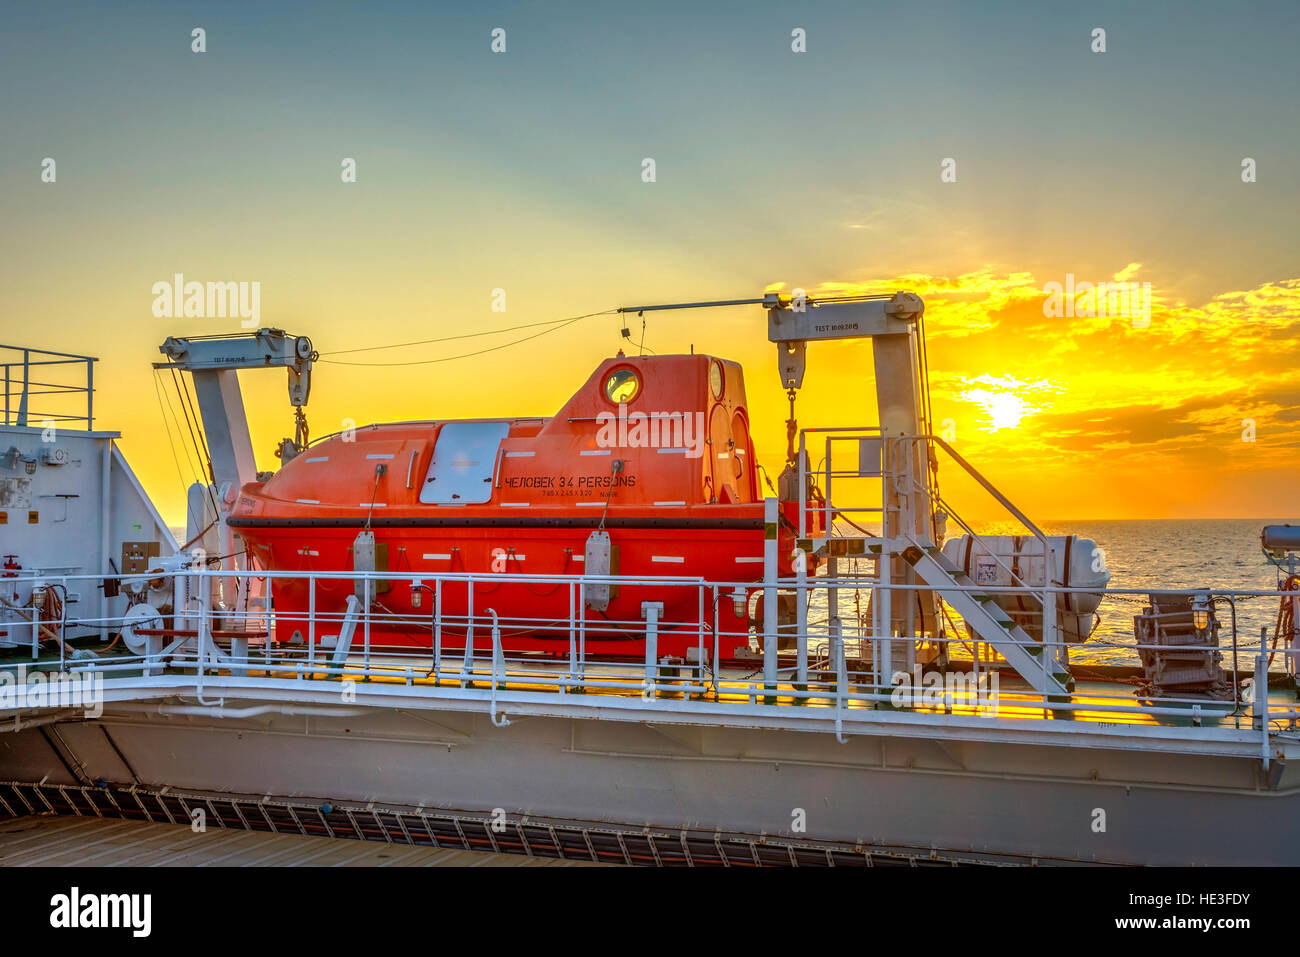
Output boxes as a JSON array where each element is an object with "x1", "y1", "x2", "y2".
[{"x1": 1, "y1": 0, "x2": 1298, "y2": 525}]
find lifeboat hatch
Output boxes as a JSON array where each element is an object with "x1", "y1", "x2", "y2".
[{"x1": 419, "y1": 421, "x2": 510, "y2": 505}]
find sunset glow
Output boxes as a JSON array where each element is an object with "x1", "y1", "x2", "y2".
[{"x1": 1, "y1": 2, "x2": 1295, "y2": 525}]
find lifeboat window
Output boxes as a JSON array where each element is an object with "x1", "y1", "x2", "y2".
[
  {"x1": 604, "y1": 368, "x2": 640, "y2": 404},
  {"x1": 419, "y1": 421, "x2": 511, "y2": 505},
  {"x1": 709, "y1": 360, "x2": 724, "y2": 399}
]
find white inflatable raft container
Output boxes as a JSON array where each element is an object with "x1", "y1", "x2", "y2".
[{"x1": 940, "y1": 534, "x2": 1110, "y2": 643}]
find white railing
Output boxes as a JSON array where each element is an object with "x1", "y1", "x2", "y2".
[
  {"x1": 2, "y1": 565, "x2": 1298, "y2": 753},
  {"x1": 903, "y1": 433, "x2": 1067, "y2": 687},
  {"x1": 0, "y1": 342, "x2": 97, "y2": 430}
]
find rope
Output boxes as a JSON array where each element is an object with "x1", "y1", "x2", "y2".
[
  {"x1": 317, "y1": 310, "x2": 616, "y2": 367},
  {"x1": 321, "y1": 316, "x2": 604, "y2": 356},
  {"x1": 1270, "y1": 575, "x2": 1299, "y2": 668}
]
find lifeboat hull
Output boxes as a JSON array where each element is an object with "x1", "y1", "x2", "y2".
[
  {"x1": 228, "y1": 353, "x2": 820, "y2": 663},
  {"x1": 234, "y1": 507, "x2": 765, "y2": 659}
]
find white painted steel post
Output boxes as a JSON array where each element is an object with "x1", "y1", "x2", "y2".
[
  {"x1": 172, "y1": 569, "x2": 187, "y2": 635},
  {"x1": 831, "y1": 615, "x2": 846, "y2": 688},
  {"x1": 1255, "y1": 652, "x2": 1270, "y2": 766},
  {"x1": 878, "y1": 558, "x2": 892, "y2": 697},
  {"x1": 307, "y1": 575, "x2": 315, "y2": 677},
  {"x1": 144, "y1": 630, "x2": 163, "y2": 677},
  {"x1": 433, "y1": 578, "x2": 443, "y2": 685},
  {"x1": 566, "y1": 581, "x2": 576, "y2": 694},
  {"x1": 871, "y1": 556, "x2": 882, "y2": 697},
  {"x1": 832, "y1": 616, "x2": 848, "y2": 743},
  {"x1": 195, "y1": 567, "x2": 208, "y2": 672},
  {"x1": 194, "y1": 567, "x2": 212, "y2": 703},
  {"x1": 487, "y1": 608, "x2": 510, "y2": 727},
  {"x1": 827, "y1": 554, "x2": 838, "y2": 625},
  {"x1": 823, "y1": 434, "x2": 832, "y2": 543},
  {"x1": 696, "y1": 585, "x2": 704, "y2": 693},
  {"x1": 795, "y1": 544, "x2": 808, "y2": 690},
  {"x1": 1254, "y1": 653, "x2": 1268, "y2": 723},
  {"x1": 26, "y1": 585, "x2": 38, "y2": 660},
  {"x1": 263, "y1": 577, "x2": 271, "y2": 668},
  {"x1": 362, "y1": 577, "x2": 371, "y2": 674},
  {"x1": 899, "y1": 444, "x2": 915, "y2": 669},
  {"x1": 577, "y1": 580, "x2": 587, "y2": 691},
  {"x1": 710, "y1": 584, "x2": 720, "y2": 696},
  {"x1": 763, "y1": 497, "x2": 779, "y2": 697},
  {"x1": 877, "y1": 441, "x2": 894, "y2": 696},
  {"x1": 826, "y1": 433, "x2": 838, "y2": 631},
  {"x1": 798, "y1": 433, "x2": 806, "y2": 539},
  {"x1": 1043, "y1": 541, "x2": 1058, "y2": 692},
  {"x1": 462, "y1": 579, "x2": 475, "y2": 688},
  {"x1": 643, "y1": 601, "x2": 663, "y2": 699},
  {"x1": 99, "y1": 437, "x2": 111, "y2": 634},
  {"x1": 57, "y1": 575, "x2": 67, "y2": 670},
  {"x1": 230, "y1": 633, "x2": 249, "y2": 677}
]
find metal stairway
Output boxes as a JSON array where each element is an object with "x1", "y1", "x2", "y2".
[{"x1": 901, "y1": 539, "x2": 1073, "y2": 700}]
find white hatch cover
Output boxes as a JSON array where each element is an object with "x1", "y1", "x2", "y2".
[{"x1": 419, "y1": 421, "x2": 511, "y2": 505}]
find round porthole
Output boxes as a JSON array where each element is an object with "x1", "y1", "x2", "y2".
[
  {"x1": 604, "y1": 368, "x2": 640, "y2": 404},
  {"x1": 709, "y1": 360, "x2": 724, "y2": 399}
]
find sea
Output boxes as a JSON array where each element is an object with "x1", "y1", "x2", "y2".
[{"x1": 968, "y1": 518, "x2": 1298, "y2": 668}]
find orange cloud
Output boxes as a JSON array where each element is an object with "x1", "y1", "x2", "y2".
[{"x1": 775, "y1": 269, "x2": 1300, "y2": 519}]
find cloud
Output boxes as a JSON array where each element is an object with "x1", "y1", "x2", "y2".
[
  {"x1": 790, "y1": 266, "x2": 1300, "y2": 516},
  {"x1": 1115, "y1": 262, "x2": 1142, "y2": 282}
]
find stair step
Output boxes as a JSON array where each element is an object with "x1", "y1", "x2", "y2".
[{"x1": 900, "y1": 537, "x2": 1069, "y2": 699}]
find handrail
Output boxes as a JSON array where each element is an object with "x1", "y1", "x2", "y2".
[
  {"x1": 2, "y1": 565, "x2": 1293, "y2": 730},
  {"x1": 801, "y1": 429, "x2": 1050, "y2": 607},
  {"x1": 11, "y1": 565, "x2": 1296, "y2": 598},
  {"x1": 887, "y1": 433, "x2": 1061, "y2": 687},
  {"x1": 487, "y1": 608, "x2": 510, "y2": 727},
  {"x1": 889, "y1": 435, "x2": 1050, "y2": 588},
  {"x1": 1, "y1": 344, "x2": 97, "y2": 430},
  {"x1": 802, "y1": 427, "x2": 1061, "y2": 690},
  {"x1": 795, "y1": 428, "x2": 1247, "y2": 704},
  {"x1": 925, "y1": 435, "x2": 1048, "y2": 540}
]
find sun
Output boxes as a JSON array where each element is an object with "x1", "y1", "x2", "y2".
[
  {"x1": 984, "y1": 391, "x2": 1031, "y2": 430},
  {"x1": 953, "y1": 375, "x2": 1057, "y2": 432}
]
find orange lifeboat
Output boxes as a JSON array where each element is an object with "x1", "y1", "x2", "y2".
[{"x1": 230, "y1": 353, "x2": 820, "y2": 661}]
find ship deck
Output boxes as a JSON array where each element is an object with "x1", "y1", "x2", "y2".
[
  {"x1": 4, "y1": 627, "x2": 1299, "y2": 867},
  {"x1": 2, "y1": 637, "x2": 1293, "y2": 759}
]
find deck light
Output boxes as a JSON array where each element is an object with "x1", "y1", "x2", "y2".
[{"x1": 1191, "y1": 593, "x2": 1210, "y2": 631}]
